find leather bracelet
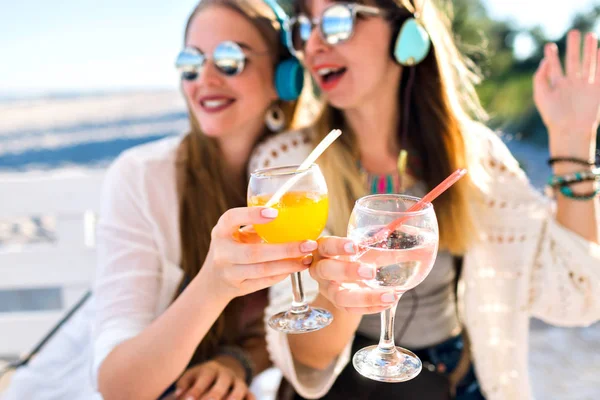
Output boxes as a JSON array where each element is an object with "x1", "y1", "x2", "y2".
[
  {"x1": 547, "y1": 156, "x2": 595, "y2": 167},
  {"x1": 216, "y1": 346, "x2": 255, "y2": 386}
]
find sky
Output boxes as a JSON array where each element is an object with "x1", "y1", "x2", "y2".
[{"x1": 0, "y1": 0, "x2": 598, "y2": 95}]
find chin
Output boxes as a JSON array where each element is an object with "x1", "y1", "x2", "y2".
[{"x1": 326, "y1": 93, "x2": 360, "y2": 111}]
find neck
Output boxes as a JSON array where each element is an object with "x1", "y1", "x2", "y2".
[
  {"x1": 219, "y1": 126, "x2": 265, "y2": 183},
  {"x1": 343, "y1": 94, "x2": 401, "y2": 175}
]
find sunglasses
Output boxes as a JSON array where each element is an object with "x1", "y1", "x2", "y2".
[
  {"x1": 287, "y1": 3, "x2": 385, "y2": 53},
  {"x1": 175, "y1": 41, "x2": 248, "y2": 80}
]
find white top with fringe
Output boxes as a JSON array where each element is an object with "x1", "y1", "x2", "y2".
[{"x1": 248, "y1": 123, "x2": 600, "y2": 400}]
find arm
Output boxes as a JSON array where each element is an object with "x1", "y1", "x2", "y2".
[
  {"x1": 534, "y1": 30, "x2": 599, "y2": 244},
  {"x1": 93, "y1": 155, "x2": 231, "y2": 400},
  {"x1": 94, "y1": 155, "x2": 315, "y2": 400}
]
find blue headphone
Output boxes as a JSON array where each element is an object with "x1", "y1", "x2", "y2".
[
  {"x1": 392, "y1": 10, "x2": 431, "y2": 66},
  {"x1": 263, "y1": 0, "x2": 304, "y2": 101}
]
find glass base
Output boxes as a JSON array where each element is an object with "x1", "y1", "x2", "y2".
[
  {"x1": 352, "y1": 345, "x2": 422, "y2": 383},
  {"x1": 268, "y1": 307, "x2": 333, "y2": 334}
]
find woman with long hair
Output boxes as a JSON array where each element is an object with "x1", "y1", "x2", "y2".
[
  {"x1": 250, "y1": 0, "x2": 600, "y2": 398},
  {"x1": 3, "y1": 1, "x2": 314, "y2": 399}
]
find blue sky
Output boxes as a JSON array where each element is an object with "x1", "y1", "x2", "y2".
[{"x1": 0, "y1": 0, "x2": 598, "y2": 95}]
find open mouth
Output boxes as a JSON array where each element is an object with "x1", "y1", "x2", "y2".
[
  {"x1": 199, "y1": 97, "x2": 235, "y2": 113},
  {"x1": 315, "y1": 66, "x2": 347, "y2": 90}
]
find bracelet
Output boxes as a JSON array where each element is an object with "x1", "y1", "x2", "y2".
[
  {"x1": 547, "y1": 168, "x2": 600, "y2": 187},
  {"x1": 216, "y1": 346, "x2": 255, "y2": 386},
  {"x1": 547, "y1": 156, "x2": 596, "y2": 167},
  {"x1": 558, "y1": 185, "x2": 600, "y2": 200}
]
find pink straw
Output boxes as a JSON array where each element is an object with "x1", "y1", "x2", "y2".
[{"x1": 363, "y1": 169, "x2": 468, "y2": 246}]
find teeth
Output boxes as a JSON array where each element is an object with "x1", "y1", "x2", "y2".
[
  {"x1": 202, "y1": 99, "x2": 231, "y2": 108},
  {"x1": 317, "y1": 67, "x2": 343, "y2": 76}
]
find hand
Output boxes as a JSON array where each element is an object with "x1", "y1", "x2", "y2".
[
  {"x1": 534, "y1": 30, "x2": 600, "y2": 159},
  {"x1": 200, "y1": 206, "x2": 316, "y2": 301},
  {"x1": 310, "y1": 236, "x2": 401, "y2": 314},
  {"x1": 174, "y1": 357, "x2": 256, "y2": 400}
]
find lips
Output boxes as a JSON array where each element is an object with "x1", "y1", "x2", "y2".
[
  {"x1": 198, "y1": 96, "x2": 235, "y2": 113},
  {"x1": 313, "y1": 64, "x2": 347, "y2": 92}
]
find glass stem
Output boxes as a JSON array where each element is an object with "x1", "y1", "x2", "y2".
[
  {"x1": 290, "y1": 272, "x2": 309, "y2": 313},
  {"x1": 378, "y1": 296, "x2": 401, "y2": 353}
]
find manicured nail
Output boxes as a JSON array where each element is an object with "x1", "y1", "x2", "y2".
[
  {"x1": 344, "y1": 241, "x2": 357, "y2": 254},
  {"x1": 358, "y1": 265, "x2": 375, "y2": 279},
  {"x1": 381, "y1": 292, "x2": 397, "y2": 303},
  {"x1": 302, "y1": 254, "x2": 314, "y2": 265},
  {"x1": 301, "y1": 240, "x2": 318, "y2": 252},
  {"x1": 261, "y1": 208, "x2": 278, "y2": 218}
]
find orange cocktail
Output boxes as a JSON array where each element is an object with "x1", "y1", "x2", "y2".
[{"x1": 248, "y1": 191, "x2": 328, "y2": 243}]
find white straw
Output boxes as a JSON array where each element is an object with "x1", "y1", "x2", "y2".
[{"x1": 265, "y1": 129, "x2": 342, "y2": 207}]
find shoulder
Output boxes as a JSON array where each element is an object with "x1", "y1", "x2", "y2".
[
  {"x1": 248, "y1": 128, "x2": 314, "y2": 173},
  {"x1": 461, "y1": 119, "x2": 525, "y2": 179},
  {"x1": 105, "y1": 135, "x2": 183, "y2": 184},
  {"x1": 102, "y1": 135, "x2": 183, "y2": 208}
]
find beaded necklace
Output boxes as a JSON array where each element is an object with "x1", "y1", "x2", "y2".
[{"x1": 358, "y1": 150, "x2": 422, "y2": 194}]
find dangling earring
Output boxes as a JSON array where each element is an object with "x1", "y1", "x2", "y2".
[{"x1": 265, "y1": 104, "x2": 285, "y2": 132}]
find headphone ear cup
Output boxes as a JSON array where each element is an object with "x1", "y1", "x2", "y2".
[
  {"x1": 393, "y1": 18, "x2": 431, "y2": 66},
  {"x1": 274, "y1": 58, "x2": 304, "y2": 101}
]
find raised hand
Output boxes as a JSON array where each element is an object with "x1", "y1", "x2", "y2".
[{"x1": 534, "y1": 30, "x2": 600, "y2": 160}]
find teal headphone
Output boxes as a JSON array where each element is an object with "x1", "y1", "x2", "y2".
[
  {"x1": 263, "y1": 0, "x2": 304, "y2": 101},
  {"x1": 393, "y1": 17, "x2": 431, "y2": 66}
]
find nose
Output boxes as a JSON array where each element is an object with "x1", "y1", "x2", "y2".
[
  {"x1": 197, "y1": 60, "x2": 224, "y2": 87},
  {"x1": 304, "y1": 25, "x2": 329, "y2": 61}
]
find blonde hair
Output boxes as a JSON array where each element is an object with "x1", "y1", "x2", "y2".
[
  {"x1": 303, "y1": 0, "x2": 484, "y2": 254},
  {"x1": 175, "y1": 0, "x2": 304, "y2": 363}
]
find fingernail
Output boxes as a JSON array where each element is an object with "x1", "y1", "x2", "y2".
[
  {"x1": 381, "y1": 292, "x2": 397, "y2": 303},
  {"x1": 301, "y1": 240, "x2": 318, "y2": 252},
  {"x1": 302, "y1": 254, "x2": 314, "y2": 265},
  {"x1": 358, "y1": 265, "x2": 374, "y2": 279},
  {"x1": 174, "y1": 388, "x2": 183, "y2": 397},
  {"x1": 261, "y1": 208, "x2": 278, "y2": 218},
  {"x1": 185, "y1": 396, "x2": 195, "y2": 400},
  {"x1": 344, "y1": 241, "x2": 357, "y2": 254}
]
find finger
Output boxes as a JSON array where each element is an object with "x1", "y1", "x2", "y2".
[
  {"x1": 181, "y1": 369, "x2": 218, "y2": 400},
  {"x1": 533, "y1": 59, "x2": 551, "y2": 97},
  {"x1": 201, "y1": 372, "x2": 234, "y2": 400},
  {"x1": 323, "y1": 281, "x2": 400, "y2": 309},
  {"x1": 242, "y1": 272, "x2": 294, "y2": 293},
  {"x1": 566, "y1": 30, "x2": 582, "y2": 78},
  {"x1": 597, "y1": 50, "x2": 600, "y2": 83},
  {"x1": 224, "y1": 239, "x2": 317, "y2": 264},
  {"x1": 239, "y1": 257, "x2": 311, "y2": 280},
  {"x1": 234, "y1": 226, "x2": 262, "y2": 244},
  {"x1": 317, "y1": 236, "x2": 358, "y2": 258},
  {"x1": 582, "y1": 33, "x2": 598, "y2": 82},
  {"x1": 226, "y1": 379, "x2": 248, "y2": 400},
  {"x1": 213, "y1": 207, "x2": 278, "y2": 238},
  {"x1": 311, "y1": 258, "x2": 374, "y2": 282},
  {"x1": 544, "y1": 43, "x2": 564, "y2": 84},
  {"x1": 344, "y1": 305, "x2": 395, "y2": 314},
  {"x1": 246, "y1": 392, "x2": 257, "y2": 400},
  {"x1": 175, "y1": 369, "x2": 198, "y2": 397}
]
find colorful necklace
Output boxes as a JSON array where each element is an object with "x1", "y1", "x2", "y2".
[{"x1": 358, "y1": 150, "x2": 421, "y2": 194}]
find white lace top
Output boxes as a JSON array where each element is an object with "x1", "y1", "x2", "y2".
[{"x1": 249, "y1": 123, "x2": 600, "y2": 400}]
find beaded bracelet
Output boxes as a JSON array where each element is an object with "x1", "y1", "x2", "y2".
[
  {"x1": 547, "y1": 156, "x2": 596, "y2": 167},
  {"x1": 547, "y1": 168, "x2": 600, "y2": 187},
  {"x1": 557, "y1": 185, "x2": 600, "y2": 200},
  {"x1": 216, "y1": 346, "x2": 255, "y2": 386}
]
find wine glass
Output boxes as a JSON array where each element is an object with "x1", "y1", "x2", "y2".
[
  {"x1": 248, "y1": 163, "x2": 333, "y2": 333},
  {"x1": 347, "y1": 194, "x2": 439, "y2": 382}
]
